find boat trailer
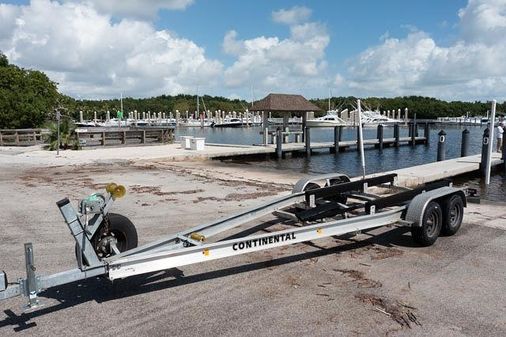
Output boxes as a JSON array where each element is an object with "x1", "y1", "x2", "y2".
[{"x1": 0, "y1": 173, "x2": 467, "y2": 309}]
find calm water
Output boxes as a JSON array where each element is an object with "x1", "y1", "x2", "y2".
[{"x1": 175, "y1": 125, "x2": 505, "y2": 201}]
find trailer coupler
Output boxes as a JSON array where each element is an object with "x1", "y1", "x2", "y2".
[{"x1": 0, "y1": 243, "x2": 44, "y2": 309}]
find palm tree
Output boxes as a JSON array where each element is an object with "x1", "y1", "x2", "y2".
[{"x1": 46, "y1": 116, "x2": 78, "y2": 150}]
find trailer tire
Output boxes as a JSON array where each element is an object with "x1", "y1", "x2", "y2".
[
  {"x1": 441, "y1": 194, "x2": 464, "y2": 236},
  {"x1": 75, "y1": 213, "x2": 138, "y2": 264},
  {"x1": 411, "y1": 201, "x2": 442, "y2": 246},
  {"x1": 106, "y1": 213, "x2": 138, "y2": 252}
]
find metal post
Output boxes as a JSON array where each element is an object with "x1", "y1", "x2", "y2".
[
  {"x1": 56, "y1": 109, "x2": 61, "y2": 155},
  {"x1": 394, "y1": 123, "x2": 400, "y2": 147},
  {"x1": 424, "y1": 122, "x2": 430, "y2": 146},
  {"x1": 357, "y1": 99, "x2": 366, "y2": 179},
  {"x1": 24, "y1": 243, "x2": 39, "y2": 308},
  {"x1": 276, "y1": 128, "x2": 283, "y2": 159},
  {"x1": 356, "y1": 126, "x2": 362, "y2": 152},
  {"x1": 485, "y1": 100, "x2": 497, "y2": 184},
  {"x1": 437, "y1": 130, "x2": 446, "y2": 161},
  {"x1": 461, "y1": 129, "x2": 470, "y2": 157},
  {"x1": 377, "y1": 124, "x2": 384, "y2": 152},
  {"x1": 305, "y1": 126, "x2": 311, "y2": 156},
  {"x1": 480, "y1": 128, "x2": 490, "y2": 177},
  {"x1": 57, "y1": 117, "x2": 60, "y2": 155}
]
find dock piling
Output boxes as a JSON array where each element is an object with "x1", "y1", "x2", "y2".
[
  {"x1": 424, "y1": 123, "x2": 430, "y2": 146},
  {"x1": 283, "y1": 127, "x2": 289, "y2": 144},
  {"x1": 377, "y1": 124, "x2": 384, "y2": 152},
  {"x1": 394, "y1": 123, "x2": 400, "y2": 147},
  {"x1": 437, "y1": 130, "x2": 446, "y2": 161},
  {"x1": 480, "y1": 128, "x2": 490, "y2": 176},
  {"x1": 333, "y1": 126, "x2": 340, "y2": 154},
  {"x1": 276, "y1": 128, "x2": 283, "y2": 159},
  {"x1": 414, "y1": 113, "x2": 418, "y2": 137},
  {"x1": 461, "y1": 129, "x2": 470, "y2": 157},
  {"x1": 305, "y1": 127, "x2": 311, "y2": 156},
  {"x1": 411, "y1": 123, "x2": 416, "y2": 147}
]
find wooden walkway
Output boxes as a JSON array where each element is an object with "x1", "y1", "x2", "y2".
[{"x1": 276, "y1": 136, "x2": 426, "y2": 153}]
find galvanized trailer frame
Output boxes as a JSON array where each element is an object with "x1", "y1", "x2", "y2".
[{"x1": 0, "y1": 173, "x2": 466, "y2": 309}]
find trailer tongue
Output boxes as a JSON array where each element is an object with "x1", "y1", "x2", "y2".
[{"x1": 0, "y1": 173, "x2": 466, "y2": 309}]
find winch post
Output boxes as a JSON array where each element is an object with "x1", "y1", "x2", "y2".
[
  {"x1": 24, "y1": 243, "x2": 40, "y2": 308},
  {"x1": 56, "y1": 198, "x2": 101, "y2": 268}
]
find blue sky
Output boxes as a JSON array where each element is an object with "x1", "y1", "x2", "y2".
[
  {"x1": 155, "y1": 0, "x2": 468, "y2": 76},
  {"x1": 1, "y1": 0, "x2": 504, "y2": 101}
]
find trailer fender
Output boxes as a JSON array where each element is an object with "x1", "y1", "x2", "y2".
[
  {"x1": 292, "y1": 173, "x2": 350, "y2": 193},
  {"x1": 406, "y1": 187, "x2": 467, "y2": 227}
]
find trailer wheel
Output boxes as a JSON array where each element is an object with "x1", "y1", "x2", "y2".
[
  {"x1": 441, "y1": 194, "x2": 464, "y2": 236},
  {"x1": 75, "y1": 213, "x2": 138, "y2": 264},
  {"x1": 411, "y1": 201, "x2": 442, "y2": 246}
]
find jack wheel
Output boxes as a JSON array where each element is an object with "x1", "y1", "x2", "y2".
[{"x1": 75, "y1": 213, "x2": 138, "y2": 265}]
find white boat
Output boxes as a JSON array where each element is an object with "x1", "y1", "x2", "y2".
[
  {"x1": 306, "y1": 112, "x2": 347, "y2": 128},
  {"x1": 180, "y1": 118, "x2": 214, "y2": 127},
  {"x1": 360, "y1": 110, "x2": 402, "y2": 127},
  {"x1": 212, "y1": 118, "x2": 244, "y2": 127},
  {"x1": 268, "y1": 117, "x2": 303, "y2": 125},
  {"x1": 75, "y1": 121, "x2": 97, "y2": 127}
]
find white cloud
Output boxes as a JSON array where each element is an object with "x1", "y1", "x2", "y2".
[
  {"x1": 339, "y1": 0, "x2": 506, "y2": 100},
  {"x1": 272, "y1": 6, "x2": 311, "y2": 25},
  {"x1": 458, "y1": 0, "x2": 506, "y2": 44},
  {"x1": 0, "y1": 4, "x2": 20, "y2": 44},
  {"x1": 223, "y1": 9, "x2": 329, "y2": 96},
  {"x1": 0, "y1": 0, "x2": 221, "y2": 98},
  {"x1": 64, "y1": 0, "x2": 194, "y2": 19}
]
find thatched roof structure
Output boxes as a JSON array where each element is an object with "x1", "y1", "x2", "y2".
[{"x1": 250, "y1": 93, "x2": 321, "y2": 112}]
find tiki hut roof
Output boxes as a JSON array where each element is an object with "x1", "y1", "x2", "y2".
[{"x1": 249, "y1": 93, "x2": 322, "y2": 112}]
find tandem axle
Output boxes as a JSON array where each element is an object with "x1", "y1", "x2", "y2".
[{"x1": 0, "y1": 173, "x2": 467, "y2": 309}]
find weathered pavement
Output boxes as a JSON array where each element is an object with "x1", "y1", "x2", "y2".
[{"x1": 0, "y1": 160, "x2": 505, "y2": 337}]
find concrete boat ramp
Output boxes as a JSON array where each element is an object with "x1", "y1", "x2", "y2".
[{"x1": 387, "y1": 153, "x2": 503, "y2": 187}]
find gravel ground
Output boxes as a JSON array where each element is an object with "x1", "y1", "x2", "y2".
[{"x1": 0, "y1": 159, "x2": 505, "y2": 337}]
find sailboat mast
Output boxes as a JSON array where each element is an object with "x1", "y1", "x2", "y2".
[
  {"x1": 196, "y1": 87, "x2": 199, "y2": 117},
  {"x1": 328, "y1": 88, "x2": 331, "y2": 111}
]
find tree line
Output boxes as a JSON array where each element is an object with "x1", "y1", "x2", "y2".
[{"x1": 0, "y1": 52, "x2": 504, "y2": 129}]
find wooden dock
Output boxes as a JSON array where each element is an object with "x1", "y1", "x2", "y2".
[{"x1": 273, "y1": 136, "x2": 426, "y2": 154}]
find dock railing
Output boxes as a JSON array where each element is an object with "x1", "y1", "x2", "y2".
[
  {"x1": 76, "y1": 128, "x2": 174, "y2": 147},
  {"x1": 0, "y1": 129, "x2": 50, "y2": 146}
]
